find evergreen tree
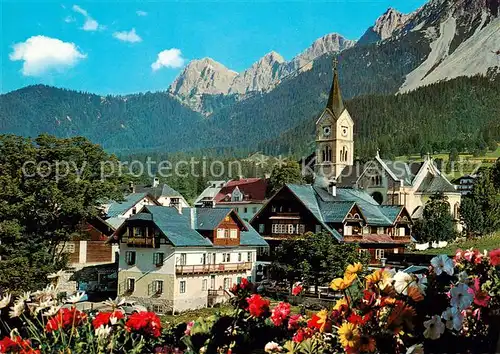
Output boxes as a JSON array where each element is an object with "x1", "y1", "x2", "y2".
[
  {"x1": 267, "y1": 161, "x2": 304, "y2": 196},
  {"x1": 412, "y1": 193, "x2": 457, "y2": 243}
]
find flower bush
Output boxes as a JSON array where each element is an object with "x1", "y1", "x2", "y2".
[{"x1": 0, "y1": 247, "x2": 499, "y2": 353}]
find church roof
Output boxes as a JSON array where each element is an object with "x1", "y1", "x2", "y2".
[
  {"x1": 326, "y1": 59, "x2": 345, "y2": 119},
  {"x1": 416, "y1": 173, "x2": 458, "y2": 194}
]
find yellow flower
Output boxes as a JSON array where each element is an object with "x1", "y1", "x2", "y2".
[
  {"x1": 365, "y1": 270, "x2": 382, "y2": 286},
  {"x1": 345, "y1": 262, "x2": 363, "y2": 276},
  {"x1": 330, "y1": 277, "x2": 348, "y2": 291},
  {"x1": 343, "y1": 272, "x2": 357, "y2": 287},
  {"x1": 333, "y1": 297, "x2": 348, "y2": 311},
  {"x1": 337, "y1": 322, "x2": 360, "y2": 349}
]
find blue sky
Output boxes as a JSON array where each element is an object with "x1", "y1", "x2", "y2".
[{"x1": 1, "y1": 0, "x2": 427, "y2": 95}]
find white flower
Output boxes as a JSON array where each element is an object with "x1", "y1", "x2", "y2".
[
  {"x1": 95, "y1": 325, "x2": 112, "y2": 339},
  {"x1": 393, "y1": 271, "x2": 414, "y2": 295},
  {"x1": 109, "y1": 314, "x2": 121, "y2": 325},
  {"x1": 379, "y1": 268, "x2": 396, "y2": 290},
  {"x1": 457, "y1": 271, "x2": 468, "y2": 283},
  {"x1": 406, "y1": 343, "x2": 424, "y2": 354},
  {"x1": 103, "y1": 297, "x2": 125, "y2": 310},
  {"x1": 450, "y1": 284, "x2": 473, "y2": 310},
  {"x1": 424, "y1": 315, "x2": 445, "y2": 340},
  {"x1": 431, "y1": 255, "x2": 454, "y2": 276},
  {"x1": 9, "y1": 300, "x2": 25, "y2": 318},
  {"x1": 415, "y1": 274, "x2": 428, "y2": 295},
  {"x1": 47, "y1": 269, "x2": 65, "y2": 279},
  {"x1": 43, "y1": 305, "x2": 62, "y2": 317},
  {"x1": 442, "y1": 307, "x2": 463, "y2": 331},
  {"x1": 67, "y1": 291, "x2": 86, "y2": 304},
  {"x1": 0, "y1": 293, "x2": 12, "y2": 309},
  {"x1": 18, "y1": 292, "x2": 31, "y2": 303},
  {"x1": 33, "y1": 284, "x2": 57, "y2": 302},
  {"x1": 264, "y1": 341, "x2": 282, "y2": 353}
]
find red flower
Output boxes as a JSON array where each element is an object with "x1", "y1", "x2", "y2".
[
  {"x1": 489, "y1": 249, "x2": 500, "y2": 267},
  {"x1": 288, "y1": 314, "x2": 303, "y2": 330},
  {"x1": 270, "y1": 302, "x2": 291, "y2": 326},
  {"x1": 292, "y1": 282, "x2": 303, "y2": 296},
  {"x1": 240, "y1": 278, "x2": 249, "y2": 289},
  {"x1": 46, "y1": 307, "x2": 87, "y2": 332},
  {"x1": 246, "y1": 294, "x2": 270, "y2": 318},
  {"x1": 92, "y1": 310, "x2": 124, "y2": 329},
  {"x1": 125, "y1": 311, "x2": 162, "y2": 337},
  {"x1": 0, "y1": 336, "x2": 39, "y2": 354},
  {"x1": 292, "y1": 328, "x2": 313, "y2": 343},
  {"x1": 470, "y1": 277, "x2": 491, "y2": 307}
]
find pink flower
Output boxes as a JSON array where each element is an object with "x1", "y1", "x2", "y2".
[
  {"x1": 489, "y1": 249, "x2": 500, "y2": 266},
  {"x1": 472, "y1": 308, "x2": 482, "y2": 321},
  {"x1": 185, "y1": 321, "x2": 194, "y2": 336},
  {"x1": 292, "y1": 282, "x2": 303, "y2": 296},
  {"x1": 270, "y1": 302, "x2": 291, "y2": 326},
  {"x1": 454, "y1": 249, "x2": 464, "y2": 262},
  {"x1": 463, "y1": 249, "x2": 477, "y2": 262},
  {"x1": 470, "y1": 277, "x2": 490, "y2": 307},
  {"x1": 288, "y1": 314, "x2": 302, "y2": 330}
]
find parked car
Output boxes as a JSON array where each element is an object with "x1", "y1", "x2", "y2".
[{"x1": 119, "y1": 301, "x2": 148, "y2": 315}]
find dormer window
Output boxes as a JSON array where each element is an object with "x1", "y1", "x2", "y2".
[{"x1": 231, "y1": 187, "x2": 243, "y2": 202}]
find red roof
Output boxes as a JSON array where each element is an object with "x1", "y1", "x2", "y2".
[{"x1": 215, "y1": 178, "x2": 267, "y2": 204}]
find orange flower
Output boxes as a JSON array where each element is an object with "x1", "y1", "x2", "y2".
[
  {"x1": 407, "y1": 286, "x2": 424, "y2": 302},
  {"x1": 359, "y1": 335, "x2": 376, "y2": 352},
  {"x1": 345, "y1": 262, "x2": 363, "y2": 277},
  {"x1": 307, "y1": 309, "x2": 330, "y2": 332},
  {"x1": 365, "y1": 270, "x2": 382, "y2": 286},
  {"x1": 330, "y1": 273, "x2": 356, "y2": 291},
  {"x1": 333, "y1": 297, "x2": 348, "y2": 311}
]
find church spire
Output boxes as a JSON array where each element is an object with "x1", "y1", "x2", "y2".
[{"x1": 326, "y1": 57, "x2": 345, "y2": 118}]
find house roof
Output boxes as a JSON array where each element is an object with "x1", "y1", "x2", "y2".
[
  {"x1": 416, "y1": 173, "x2": 458, "y2": 194},
  {"x1": 143, "y1": 206, "x2": 212, "y2": 247},
  {"x1": 106, "y1": 193, "x2": 150, "y2": 218},
  {"x1": 194, "y1": 208, "x2": 247, "y2": 231},
  {"x1": 194, "y1": 186, "x2": 223, "y2": 205},
  {"x1": 136, "y1": 183, "x2": 185, "y2": 199},
  {"x1": 240, "y1": 221, "x2": 269, "y2": 246},
  {"x1": 381, "y1": 160, "x2": 415, "y2": 185},
  {"x1": 319, "y1": 201, "x2": 356, "y2": 223},
  {"x1": 215, "y1": 178, "x2": 267, "y2": 203},
  {"x1": 379, "y1": 205, "x2": 404, "y2": 224}
]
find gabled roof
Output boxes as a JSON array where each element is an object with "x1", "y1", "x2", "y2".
[
  {"x1": 381, "y1": 160, "x2": 415, "y2": 185},
  {"x1": 215, "y1": 178, "x2": 267, "y2": 203},
  {"x1": 240, "y1": 221, "x2": 269, "y2": 246},
  {"x1": 142, "y1": 206, "x2": 212, "y2": 247},
  {"x1": 319, "y1": 201, "x2": 356, "y2": 223},
  {"x1": 106, "y1": 193, "x2": 151, "y2": 218},
  {"x1": 136, "y1": 183, "x2": 185, "y2": 199},
  {"x1": 416, "y1": 173, "x2": 458, "y2": 194},
  {"x1": 195, "y1": 208, "x2": 247, "y2": 231},
  {"x1": 379, "y1": 205, "x2": 404, "y2": 224}
]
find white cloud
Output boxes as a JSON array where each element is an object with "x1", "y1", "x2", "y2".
[
  {"x1": 113, "y1": 28, "x2": 142, "y2": 43},
  {"x1": 151, "y1": 49, "x2": 185, "y2": 71},
  {"x1": 9, "y1": 35, "x2": 86, "y2": 76},
  {"x1": 136, "y1": 10, "x2": 147, "y2": 16},
  {"x1": 64, "y1": 16, "x2": 75, "y2": 23},
  {"x1": 72, "y1": 4, "x2": 102, "y2": 31}
]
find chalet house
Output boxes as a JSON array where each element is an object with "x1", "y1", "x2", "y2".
[
  {"x1": 195, "y1": 178, "x2": 268, "y2": 221},
  {"x1": 113, "y1": 205, "x2": 268, "y2": 313},
  {"x1": 102, "y1": 192, "x2": 160, "y2": 230},
  {"x1": 251, "y1": 183, "x2": 412, "y2": 266},
  {"x1": 136, "y1": 178, "x2": 190, "y2": 209},
  {"x1": 453, "y1": 174, "x2": 478, "y2": 196}
]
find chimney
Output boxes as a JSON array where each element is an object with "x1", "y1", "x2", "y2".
[
  {"x1": 190, "y1": 208, "x2": 196, "y2": 229},
  {"x1": 128, "y1": 181, "x2": 135, "y2": 193},
  {"x1": 176, "y1": 203, "x2": 183, "y2": 214},
  {"x1": 153, "y1": 177, "x2": 160, "y2": 188},
  {"x1": 328, "y1": 180, "x2": 337, "y2": 196}
]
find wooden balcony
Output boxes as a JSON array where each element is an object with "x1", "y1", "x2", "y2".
[
  {"x1": 122, "y1": 237, "x2": 157, "y2": 248},
  {"x1": 343, "y1": 234, "x2": 412, "y2": 244},
  {"x1": 176, "y1": 262, "x2": 252, "y2": 275}
]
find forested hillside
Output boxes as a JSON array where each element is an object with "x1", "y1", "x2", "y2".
[{"x1": 257, "y1": 76, "x2": 500, "y2": 159}]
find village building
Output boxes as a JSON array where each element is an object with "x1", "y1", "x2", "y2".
[
  {"x1": 195, "y1": 178, "x2": 268, "y2": 221},
  {"x1": 251, "y1": 59, "x2": 413, "y2": 270},
  {"x1": 112, "y1": 205, "x2": 268, "y2": 313},
  {"x1": 453, "y1": 174, "x2": 478, "y2": 196},
  {"x1": 136, "y1": 177, "x2": 190, "y2": 209}
]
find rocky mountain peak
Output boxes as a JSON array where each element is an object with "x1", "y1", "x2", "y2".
[
  {"x1": 358, "y1": 7, "x2": 411, "y2": 44},
  {"x1": 168, "y1": 57, "x2": 237, "y2": 97}
]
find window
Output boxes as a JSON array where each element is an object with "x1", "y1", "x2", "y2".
[
  {"x1": 252, "y1": 207, "x2": 258, "y2": 214},
  {"x1": 394, "y1": 248, "x2": 399, "y2": 254},
  {"x1": 247, "y1": 252, "x2": 252, "y2": 262},
  {"x1": 398, "y1": 227, "x2": 406, "y2": 236},
  {"x1": 362, "y1": 226, "x2": 370, "y2": 235},
  {"x1": 153, "y1": 253, "x2": 164, "y2": 266},
  {"x1": 125, "y1": 251, "x2": 136, "y2": 265},
  {"x1": 259, "y1": 224, "x2": 265, "y2": 233},
  {"x1": 202, "y1": 279, "x2": 208, "y2": 291},
  {"x1": 133, "y1": 227, "x2": 144, "y2": 237},
  {"x1": 358, "y1": 249, "x2": 369, "y2": 256},
  {"x1": 224, "y1": 229, "x2": 230, "y2": 238},
  {"x1": 344, "y1": 226, "x2": 352, "y2": 236},
  {"x1": 288, "y1": 224, "x2": 294, "y2": 234},
  {"x1": 377, "y1": 227, "x2": 384, "y2": 235},
  {"x1": 62, "y1": 243, "x2": 75, "y2": 254},
  {"x1": 230, "y1": 229, "x2": 238, "y2": 239},
  {"x1": 216, "y1": 228, "x2": 225, "y2": 238},
  {"x1": 375, "y1": 249, "x2": 385, "y2": 260},
  {"x1": 298, "y1": 224, "x2": 305, "y2": 234},
  {"x1": 238, "y1": 253, "x2": 242, "y2": 262},
  {"x1": 179, "y1": 280, "x2": 186, "y2": 294},
  {"x1": 322, "y1": 146, "x2": 332, "y2": 162},
  {"x1": 154, "y1": 280, "x2": 163, "y2": 294},
  {"x1": 244, "y1": 207, "x2": 248, "y2": 213},
  {"x1": 223, "y1": 253, "x2": 231, "y2": 262},
  {"x1": 132, "y1": 207, "x2": 137, "y2": 215},
  {"x1": 179, "y1": 253, "x2": 187, "y2": 266},
  {"x1": 126, "y1": 278, "x2": 135, "y2": 292},
  {"x1": 223, "y1": 278, "x2": 231, "y2": 289},
  {"x1": 315, "y1": 225, "x2": 322, "y2": 233}
]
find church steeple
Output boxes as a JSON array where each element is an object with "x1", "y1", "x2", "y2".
[{"x1": 326, "y1": 57, "x2": 345, "y2": 118}]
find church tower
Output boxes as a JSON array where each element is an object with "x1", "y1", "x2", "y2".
[{"x1": 314, "y1": 58, "x2": 354, "y2": 182}]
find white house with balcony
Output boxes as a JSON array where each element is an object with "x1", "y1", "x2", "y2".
[{"x1": 112, "y1": 205, "x2": 268, "y2": 313}]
